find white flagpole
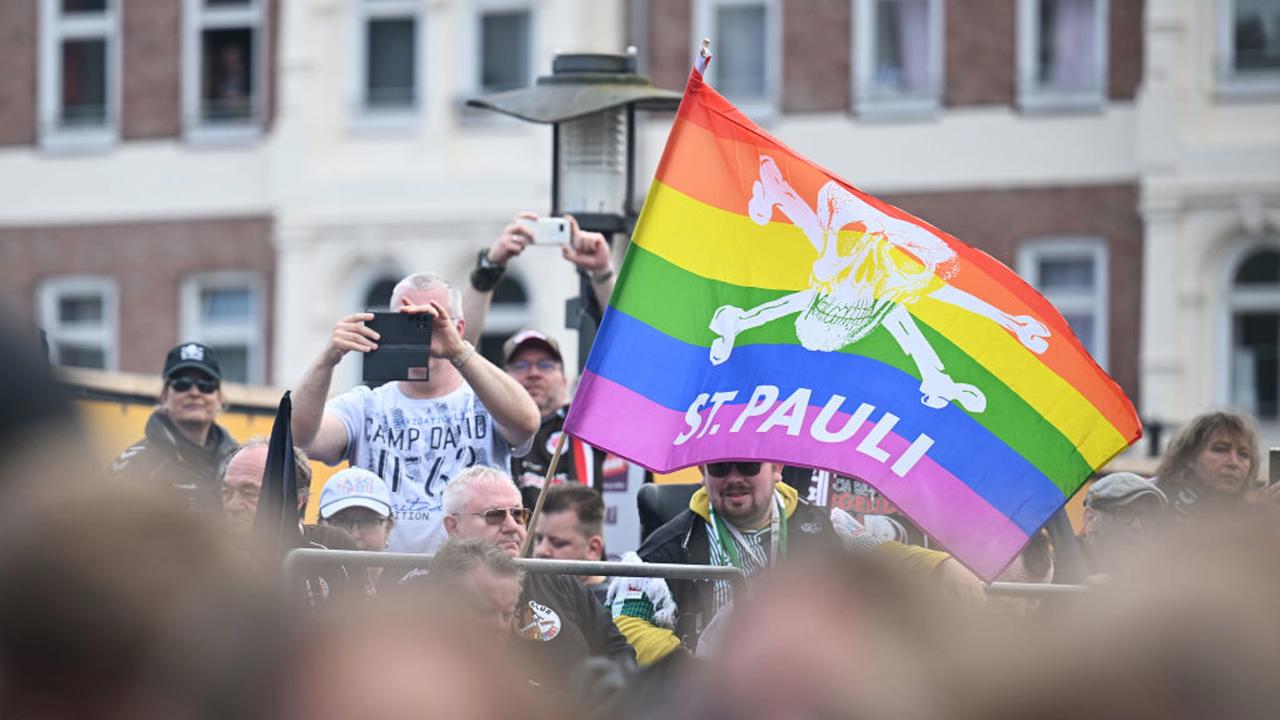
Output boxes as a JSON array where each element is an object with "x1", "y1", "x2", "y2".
[{"x1": 695, "y1": 37, "x2": 712, "y2": 74}]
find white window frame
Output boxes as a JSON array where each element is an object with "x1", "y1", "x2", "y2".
[
  {"x1": 182, "y1": 0, "x2": 268, "y2": 144},
  {"x1": 852, "y1": 0, "x2": 945, "y2": 119},
  {"x1": 38, "y1": 0, "x2": 121, "y2": 152},
  {"x1": 1220, "y1": 240, "x2": 1280, "y2": 416},
  {"x1": 37, "y1": 275, "x2": 119, "y2": 371},
  {"x1": 692, "y1": 0, "x2": 781, "y2": 118},
  {"x1": 1017, "y1": 0, "x2": 1109, "y2": 112},
  {"x1": 180, "y1": 271, "x2": 266, "y2": 385},
  {"x1": 350, "y1": 0, "x2": 426, "y2": 130},
  {"x1": 1215, "y1": 0, "x2": 1280, "y2": 98},
  {"x1": 1017, "y1": 238, "x2": 1109, "y2": 370},
  {"x1": 465, "y1": 1, "x2": 535, "y2": 96}
]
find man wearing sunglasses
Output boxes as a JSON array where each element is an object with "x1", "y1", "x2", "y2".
[
  {"x1": 113, "y1": 343, "x2": 239, "y2": 514},
  {"x1": 611, "y1": 461, "x2": 970, "y2": 664},
  {"x1": 1076, "y1": 472, "x2": 1168, "y2": 578},
  {"x1": 441, "y1": 466, "x2": 635, "y2": 687}
]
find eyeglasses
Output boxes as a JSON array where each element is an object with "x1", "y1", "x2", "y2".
[
  {"x1": 507, "y1": 359, "x2": 561, "y2": 373},
  {"x1": 467, "y1": 506, "x2": 532, "y2": 526},
  {"x1": 170, "y1": 377, "x2": 219, "y2": 394},
  {"x1": 706, "y1": 462, "x2": 763, "y2": 478},
  {"x1": 325, "y1": 516, "x2": 388, "y2": 533}
]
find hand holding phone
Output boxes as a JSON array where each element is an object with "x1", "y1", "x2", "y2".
[{"x1": 516, "y1": 216, "x2": 570, "y2": 246}]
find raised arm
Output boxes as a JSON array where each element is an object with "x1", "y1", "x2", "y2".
[
  {"x1": 561, "y1": 214, "x2": 617, "y2": 310},
  {"x1": 291, "y1": 312, "x2": 378, "y2": 464},
  {"x1": 461, "y1": 213, "x2": 536, "y2": 344}
]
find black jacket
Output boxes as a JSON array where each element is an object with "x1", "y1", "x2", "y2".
[
  {"x1": 518, "y1": 571, "x2": 636, "y2": 687},
  {"x1": 112, "y1": 410, "x2": 238, "y2": 513},
  {"x1": 637, "y1": 492, "x2": 838, "y2": 649}
]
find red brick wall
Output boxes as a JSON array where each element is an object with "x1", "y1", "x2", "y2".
[
  {"x1": 646, "y1": 0, "x2": 693, "y2": 93},
  {"x1": 0, "y1": 0, "x2": 38, "y2": 146},
  {"x1": 1109, "y1": 0, "x2": 1144, "y2": 101},
  {"x1": 122, "y1": 0, "x2": 182, "y2": 140},
  {"x1": 0, "y1": 217, "x2": 276, "y2": 380},
  {"x1": 945, "y1": 0, "x2": 1017, "y2": 107},
  {"x1": 781, "y1": 0, "x2": 850, "y2": 113},
  {"x1": 881, "y1": 184, "x2": 1143, "y2": 402}
]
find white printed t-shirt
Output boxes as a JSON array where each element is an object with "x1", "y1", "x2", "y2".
[{"x1": 327, "y1": 382, "x2": 531, "y2": 554}]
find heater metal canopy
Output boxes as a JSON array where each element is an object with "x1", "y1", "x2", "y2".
[{"x1": 465, "y1": 53, "x2": 681, "y2": 124}]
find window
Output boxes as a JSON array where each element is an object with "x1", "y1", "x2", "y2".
[
  {"x1": 693, "y1": 0, "x2": 779, "y2": 112},
  {"x1": 1229, "y1": 246, "x2": 1280, "y2": 419},
  {"x1": 181, "y1": 273, "x2": 264, "y2": 384},
  {"x1": 1017, "y1": 0, "x2": 1108, "y2": 110},
  {"x1": 1217, "y1": 0, "x2": 1280, "y2": 95},
  {"x1": 1018, "y1": 239, "x2": 1108, "y2": 369},
  {"x1": 478, "y1": 276, "x2": 530, "y2": 365},
  {"x1": 355, "y1": 0, "x2": 423, "y2": 119},
  {"x1": 38, "y1": 276, "x2": 118, "y2": 370},
  {"x1": 38, "y1": 0, "x2": 120, "y2": 149},
  {"x1": 479, "y1": 8, "x2": 531, "y2": 93},
  {"x1": 184, "y1": 0, "x2": 265, "y2": 141},
  {"x1": 854, "y1": 0, "x2": 944, "y2": 117}
]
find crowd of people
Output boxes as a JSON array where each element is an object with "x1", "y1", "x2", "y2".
[{"x1": 3, "y1": 212, "x2": 1280, "y2": 718}]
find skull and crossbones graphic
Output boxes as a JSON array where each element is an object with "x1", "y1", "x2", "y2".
[{"x1": 707, "y1": 156, "x2": 1051, "y2": 413}]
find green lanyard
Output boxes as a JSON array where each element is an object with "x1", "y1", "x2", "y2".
[{"x1": 711, "y1": 494, "x2": 788, "y2": 570}]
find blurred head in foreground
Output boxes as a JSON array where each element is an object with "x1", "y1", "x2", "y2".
[
  {"x1": 0, "y1": 481, "x2": 288, "y2": 720},
  {"x1": 279, "y1": 593, "x2": 552, "y2": 720}
]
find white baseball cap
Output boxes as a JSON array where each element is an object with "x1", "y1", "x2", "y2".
[{"x1": 319, "y1": 468, "x2": 393, "y2": 519}]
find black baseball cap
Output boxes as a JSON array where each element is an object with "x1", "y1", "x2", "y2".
[{"x1": 162, "y1": 343, "x2": 222, "y2": 381}]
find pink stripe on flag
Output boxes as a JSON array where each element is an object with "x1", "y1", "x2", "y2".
[{"x1": 565, "y1": 371, "x2": 1029, "y2": 579}]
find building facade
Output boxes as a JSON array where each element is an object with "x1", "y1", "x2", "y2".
[
  {"x1": 2, "y1": 0, "x2": 1278, "y2": 450},
  {"x1": 0, "y1": 0, "x2": 281, "y2": 384}
]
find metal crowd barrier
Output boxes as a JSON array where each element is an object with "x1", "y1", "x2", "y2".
[
  {"x1": 285, "y1": 549, "x2": 747, "y2": 584},
  {"x1": 284, "y1": 549, "x2": 1088, "y2": 595}
]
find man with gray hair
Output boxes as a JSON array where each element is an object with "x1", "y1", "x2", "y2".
[
  {"x1": 292, "y1": 272, "x2": 541, "y2": 555},
  {"x1": 442, "y1": 466, "x2": 635, "y2": 686}
]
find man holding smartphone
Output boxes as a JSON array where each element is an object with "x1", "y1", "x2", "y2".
[
  {"x1": 291, "y1": 272, "x2": 540, "y2": 555},
  {"x1": 462, "y1": 212, "x2": 615, "y2": 346}
]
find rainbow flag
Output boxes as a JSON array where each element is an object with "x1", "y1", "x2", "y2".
[{"x1": 564, "y1": 66, "x2": 1141, "y2": 580}]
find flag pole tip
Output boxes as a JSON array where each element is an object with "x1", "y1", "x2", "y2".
[{"x1": 699, "y1": 38, "x2": 712, "y2": 56}]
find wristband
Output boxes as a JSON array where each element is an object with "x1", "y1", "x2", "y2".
[
  {"x1": 449, "y1": 341, "x2": 476, "y2": 369},
  {"x1": 470, "y1": 249, "x2": 506, "y2": 292},
  {"x1": 590, "y1": 267, "x2": 615, "y2": 284}
]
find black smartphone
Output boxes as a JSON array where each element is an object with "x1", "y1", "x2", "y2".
[{"x1": 362, "y1": 311, "x2": 432, "y2": 382}]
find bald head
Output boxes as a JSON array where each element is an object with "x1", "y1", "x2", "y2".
[{"x1": 222, "y1": 445, "x2": 270, "y2": 537}]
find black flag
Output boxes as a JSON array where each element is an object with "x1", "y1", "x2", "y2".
[{"x1": 253, "y1": 391, "x2": 302, "y2": 554}]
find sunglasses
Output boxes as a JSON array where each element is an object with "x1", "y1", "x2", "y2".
[
  {"x1": 507, "y1": 359, "x2": 561, "y2": 373},
  {"x1": 706, "y1": 462, "x2": 763, "y2": 478},
  {"x1": 468, "y1": 506, "x2": 532, "y2": 526},
  {"x1": 170, "y1": 377, "x2": 219, "y2": 394}
]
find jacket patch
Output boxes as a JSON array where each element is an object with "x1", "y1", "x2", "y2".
[{"x1": 518, "y1": 600, "x2": 562, "y2": 642}]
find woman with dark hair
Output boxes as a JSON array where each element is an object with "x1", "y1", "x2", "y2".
[{"x1": 1153, "y1": 410, "x2": 1259, "y2": 519}]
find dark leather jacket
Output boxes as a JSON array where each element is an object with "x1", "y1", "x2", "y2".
[{"x1": 112, "y1": 410, "x2": 238, "y2": 513}]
